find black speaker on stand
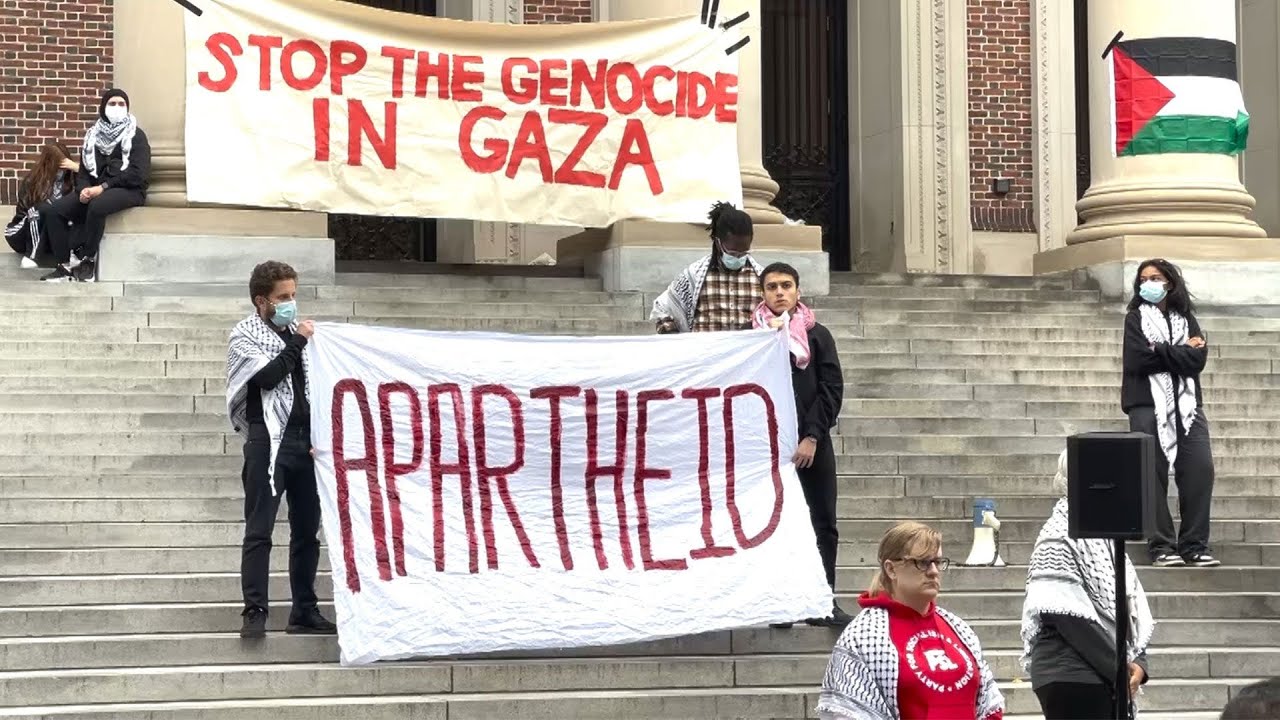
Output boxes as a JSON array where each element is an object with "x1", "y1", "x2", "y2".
[{"x1": 1067, "y1": 432, "x2": 1158, "y2": 720}]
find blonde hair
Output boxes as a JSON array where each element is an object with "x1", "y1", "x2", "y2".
[
  {"x1": 1053, "y1": 449, "x2": 1069, "y2": 496},
  {"x1": 868, "y1": 521, "x2": 943, "y2": 596}
]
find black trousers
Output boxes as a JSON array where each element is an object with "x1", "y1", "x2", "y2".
[
  {"x1": 798, "y1": 436, "x2": 839, "y2": 589},
  {"x1": 241, "y1": 426, "x2": 321, "y2": 617},
  {"x1": 44, "y1": 188, "x2": 144, "y2": 262},
  {"x1": 1127, "y1": 406, "x2": 1215, "y2": 558},
  {"x1": 1035, "y1": 682, "x2": 1115, "y2": 720},
  {"x1": 5, "y1": 204, "x2": 53, "y2": 259}
]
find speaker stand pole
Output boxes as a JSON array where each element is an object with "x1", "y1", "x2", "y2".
[{"x1": 1113, "y1": 537, "x2": 1131, "y2": 720}]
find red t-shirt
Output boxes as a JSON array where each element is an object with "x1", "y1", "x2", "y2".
[{"x1": 859, "y1": 593, "x2": 997, "y2": 720}]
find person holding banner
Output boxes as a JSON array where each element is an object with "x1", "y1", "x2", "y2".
[
  {"x1": 754, "y1": 262, "x2": 850, "y2": 629},
  {"x1": 41, "y1": 88, "x2": 150, "y2": 283},
  {"x1": 226, "y1": 261, "x2": 336, "y2": 640},
  {"x1": 817, "y1": 522, "x2": 1005, "y2": 720},
  {"x1": 651, "y1": 201, "x2": 762, "y2": 334}
]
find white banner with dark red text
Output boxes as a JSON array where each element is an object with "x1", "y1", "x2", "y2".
[
  {"x1": 184, "y1": 0, "x2": 744, "y2": 226},
  {"x1": 306, "y1": 323, "x2": 831, "y2": 664}
]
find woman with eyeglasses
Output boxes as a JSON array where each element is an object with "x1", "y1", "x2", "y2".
[
  {"x1": 1022, "y1": 450, "x2": 1154, "y2": 719},
  {"x1": 817, "y1": 521, "x2": 1005, "y2": 720}
]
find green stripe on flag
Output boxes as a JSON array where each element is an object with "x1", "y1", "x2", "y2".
[{"x1": 1121, "y1": 113, "x2": 1250, "y2": 156}]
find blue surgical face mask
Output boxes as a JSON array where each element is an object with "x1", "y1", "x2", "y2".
[
  {"x1": 270, "y1": 300, "x2": 298, "y2": 328},
  {"x1": 1138, "y1": 280, "x2": 1167, "y2": 304},
  {"x1": 718, "y1": 241, "x2": 748, "y2": 271}
]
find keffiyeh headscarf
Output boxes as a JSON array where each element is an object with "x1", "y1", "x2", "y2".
[
  {"x1": 81, "y1": 88, "x2": 138, "y2": 177},
  {"x1": 1138, "y1": 303, "x2": 1199, "y2": 466}
]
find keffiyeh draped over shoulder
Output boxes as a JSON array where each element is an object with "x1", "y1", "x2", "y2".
[
  {"x1": 82, "y1": 112, "x2": 138, "y2": 177},
  {"x1": 1021, "y1": 498, "x2": 1156, "y2": 671},
  {"x1": 1138, "y1": 303, "x2": 1199, "y2": 466},
  {"x1": 649, "y1": 254, "x2": 764, "y2": 332},
  {"x1": 817, "y1": 606, "x2": 1005, "y2": 720},
  {"x1": 226, "y1": 314, "x2": 309, "y2": 494}
]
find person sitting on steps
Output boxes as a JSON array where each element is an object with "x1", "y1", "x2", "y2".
[
  {"x1": 5, "y1": 142, "x2": 76, "y2": 269},
  {"x1": 41, "y1": 88, "x2": 150, "y2": 283}
]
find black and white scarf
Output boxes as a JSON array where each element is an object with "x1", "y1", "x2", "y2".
[
  {"x1": 226, "y1": 313, "x2": 310, "y2": 494},
  {"x1": 817, "y1": 605, "x2": 1005, "y2": 719},
  {"x1": 649, "y1": 254, "x2": 764, "y2": 332},
  {"x1": 1021, "y1": 498, "x2": 1155, "y2": 674},
  {"x1": 1139, "y1": 303, "x2": 1199, "y2": 466},
  {"x1": 82, "y1": 113, "x2": 138, "y2": 178}
]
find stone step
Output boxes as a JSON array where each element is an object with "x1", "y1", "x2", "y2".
[
  {"x1": 6, "y1": 491, "x2": 1279, "y2": 526},
  {"x1": 834, "y1": 517, "x2": 1280, "y2": 545},
  {"x1": 865, "y1": 339, "x2": 1277, "y2": 360},
  {"x1": 842, "y1": 368, "x2": 1280, "y2": 388},
  {"x1": 841, "y1": 352, "x2": 1274, "y2": 373},
  {"x1": 852, "y1": 324, "x2": 1280, "y2": 343},
  {"x1": 333, "y1": 272, "x2": 604, "y2": 291},
  {"x1": 836, "y1": 417, "x2": 1280, "y2": 437},
  {"x1": 103, "y1": 297, "x2": 648, "y2": 321},
  {"x1": 810, "y1": 297, "x2": 1108, "y2": 313},
  {"x1": 824, "y1": 286, "x2": 1097, "y2": 302},
  {"x1": 0, "y1": 455, "x2": 241, "y2": 475},
  {"x1": 847, "y1": 311, "x2": 1280, "y2": 330},
  {"x1": 0, "y1": 394, "x2": 197, "y2": 413},
  {"x1": 0, "y1": 413, "x2": 226, "y2": 433},
  {"x1": 0, "y1": 434, "x2": 229, "y2": 457},
  {"x1": 837, "y1": 539, "x2": 1280, "y2": 568},
  {"x1": 831, "y1": 435, "x2": 1280, "y2": 457},
  {"x1": 834, "y1": 453, "x2": 1280, "y2": 477},
  {"x1": 0, "y1": 314, "x2": 654, "y2": 335},
  {"x1": 838, "y1": 398, "x2": 1278, "y2": 419},
  {"x1": 0, "y1": 377, "x2": 208, "y2": 395},
  {"x1": 0, "y1": 647, "x2": 1268, "y2": 709},
  {"x1": 0, "y1": 546, "x2": 333, "y2": 577},
  {"x1": 887, "y1": 591, "x2": 1280, "y2": 621},
  {"x1": 836, "y1": 272, "x2": 1076, "y2": 289},
  {"x1": 2, "y1": 566, "x2": 1274, "y2": 608}
]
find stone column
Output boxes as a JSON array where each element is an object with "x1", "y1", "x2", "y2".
[
  {"x1": 1067, "y1": 0, "x2": 1265, "y2": 244},
  {"x1": 1034, "y1": 0, "x2": 1280, "y2": 306},
  {"x1": 607, "y1": 0, "x2": 783, "y2": 224},
  {"x1": 104, "y1": 1, "x2": 333, "y2": 284}
]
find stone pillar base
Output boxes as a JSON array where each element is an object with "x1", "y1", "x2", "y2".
[
  {"x1": 100, "y1": 207, "x2": 334, "y2": 285},
  {"x1": 558, "y1": 221, "x2": 829, "y2": 295},
  {"x1": 1034, "y1": 235, "x2": 1280, "y2": 305}
]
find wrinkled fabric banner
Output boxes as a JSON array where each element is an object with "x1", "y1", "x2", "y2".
[
  {"x1": 185, "y1": 0, "x2": 743, "y2": 226},
  {"x1": 306, "y1": 323, "x2": 831, "y2": 664}
]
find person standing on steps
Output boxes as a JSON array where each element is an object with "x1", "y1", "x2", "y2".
[
  {"x1": 651, "y1": 201, "x2": 762, "y2": 334},
  {"x1": 226, "y1": 261, "x2": 336, "y2": 639},
  {"x1": 1022, "y1": 450, "x2": 1154, "y2": 719},
  {"x1": 817, "y1": 522, "x2": 1005, "y2": 720},
  {"x1": 1122, "y1": 258, "x2": 1219, "y2": 568},
  {"x1": 754, "y1": 262, "x2": 851, "y2": 629},
  {"x1": 41, "y1": 88, "x2": 150, "y2": 283}
]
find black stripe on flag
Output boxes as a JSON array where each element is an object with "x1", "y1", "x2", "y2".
[{"x1": 1116, "y1": 37, "x2": 1237, "y2": 81}]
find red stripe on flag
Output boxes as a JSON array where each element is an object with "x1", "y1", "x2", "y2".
[{"x1": 1113, "y1": 46, "x2": 1176, "y2": 155}]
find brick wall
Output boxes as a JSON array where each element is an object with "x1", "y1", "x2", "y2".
[
  {"x1": 0, "y1": 0, "x2": 114, "y2": 204},
  {"x1": 966, "y1": 0, "x2": 1034, "y2": 233},
  {"x1": 523, "y1": 0, "x2": 592, "y2": 24}
]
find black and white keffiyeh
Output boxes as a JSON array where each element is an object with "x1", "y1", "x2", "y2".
[
  {"x1": 81, "y1": 113, "x2": 138, "y2": 177},
  {"x1": 1138, "y1": 303, "x2": 1199, "y2": 466},
  {"x1": 649, "y1": 254, "x2": 764, "y2": 332},
  {"x1": 817, "y1": 605, "x2": 1005, "y2": 719},
  {"x1": 1021, "y1": 498, "x2": 1155, "y2": 673},
  {"x1": 226, "y1": 313, "x2": 310, "y2": 494}
]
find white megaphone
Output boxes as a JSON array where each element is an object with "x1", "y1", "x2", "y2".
[{"x1": 961, "y1": 498, "x2": 1006, "y2": 567}]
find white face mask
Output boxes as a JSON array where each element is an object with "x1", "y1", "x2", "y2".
[{"x1": 104, "y1": 105, "x2": 128, "y2": 123}]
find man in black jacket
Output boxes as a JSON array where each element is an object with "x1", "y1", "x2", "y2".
[
  {"x1": 756, "y1": 262, "x2": 851, "y2": 628},
  {"x1": 226, "y1": 261, "x2": 336, "y2": 639}
]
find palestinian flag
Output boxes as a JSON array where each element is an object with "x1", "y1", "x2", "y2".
[{"x1": 1110, "y1": 36, "x2": 1249, "y2": 157}]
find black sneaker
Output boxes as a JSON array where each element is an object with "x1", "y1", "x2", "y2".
[
  {"x1": 1184, "y1": 553, "x2": 1221, "y2": 568},
  {"x1": 286, "y1": 608, "x2": 337, "y2": 635},
  {"x1": 829, "y1": 603, "x2": 853, "y2": 628},
  {"x1": 70, "y1": 258, "x2": 96, "y2": 283},
  {"x1": 240, "y1": 607, "x2": 268, "y2": 639},
  {"x1": 1151, "y1": 553, "x2": 1186, "y2": 567},
  {"x1": 40, "y1": 265, "x2": 73, "y2": 283},
  {"x1": 769, "y1": 622, "x2": 794, "y2": 629}
]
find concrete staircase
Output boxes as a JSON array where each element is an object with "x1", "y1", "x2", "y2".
[{"x1": 0, "y1": 260, "x2": 1272, "y2": 718}]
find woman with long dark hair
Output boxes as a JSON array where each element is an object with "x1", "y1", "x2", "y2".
[
  {"x1": 5, "y1": 142, "x2": 76, "y2": 268},
  {"x1": 1122, "y1": 258, "x2": 1218, "y2": 567}
]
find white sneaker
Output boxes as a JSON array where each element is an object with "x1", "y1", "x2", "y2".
[
  {"x1": 19, "y1": 257, "x2": 37, "y2": 269},
  {"x1": 65, "y1": 254, "x2": 82, "y2": 270},
  {"x1": 1152, "y1": 553, "x2": 1186, "y2": 567}
]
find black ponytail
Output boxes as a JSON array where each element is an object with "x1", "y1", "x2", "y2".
[{"x1": 707, "y1": 201, "x2": 753, "y2": 270}]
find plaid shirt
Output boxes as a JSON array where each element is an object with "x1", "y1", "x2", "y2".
[{"x1": 691, "y1": 264, "x2": 759, "y2": 332}]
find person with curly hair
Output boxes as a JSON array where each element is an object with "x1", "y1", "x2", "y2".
[
  {"x1": 650, "y1": 201, "x2": 762, "y2": 333},
  {"x1": 5, "y1": 142, "x2": 76, "y2": 268}
]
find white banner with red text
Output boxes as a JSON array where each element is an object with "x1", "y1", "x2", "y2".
[
  {"x1": 184, "y1": 0, "x2": 744, "y2": 227},
  {"x1": 306, "y1": 323, "x2": 831, "y2": 664}
]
